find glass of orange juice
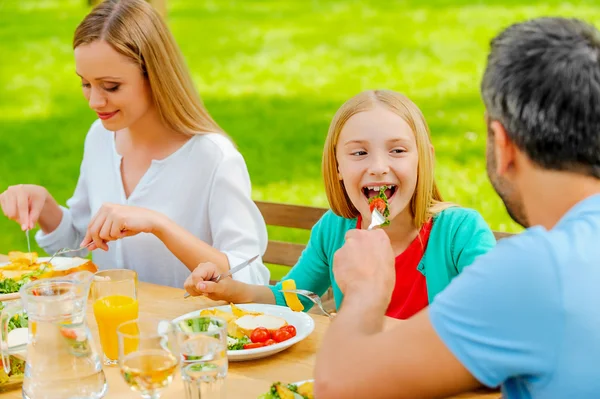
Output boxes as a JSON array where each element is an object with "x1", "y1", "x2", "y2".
[{"x1": 92, "y1": 269, "x2": 139, "y2": 366}]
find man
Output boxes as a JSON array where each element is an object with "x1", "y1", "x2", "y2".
[{"x1": 315, "y1": 17, "x2": 600, "y2": 399}]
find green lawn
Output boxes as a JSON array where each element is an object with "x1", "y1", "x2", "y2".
[{"x1": 1, "y1": 0, "x2": 599, "y2": 279}]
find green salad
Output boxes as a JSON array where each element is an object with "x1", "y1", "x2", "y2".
[
  {"x1": 258, "y1": 381, "x2": 313, "y2": 399},
  {"x1": 176, "y1": 317, "x2": 250, "y2": 351},
  {"x1": 368, "y1": 186, "x2": 391, "y2": 227},
  {"x1": 226, "y1": 335, "x2": 250, "y2": 350},
  {"x1": 0, "y1": 264, "x2": 50, "y2": 294},
  {"x1": 0, "y1": 302, "x2": 28, "y2": 385}
]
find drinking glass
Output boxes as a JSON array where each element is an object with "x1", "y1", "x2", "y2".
[
  {"x1": 117, "y1": 318, "x2": 178, "y2": 399},
  {"x1": 92, "y1": 269, "x2": 139, "y2": 365},
  {"x1": 173, "y1": 316, "x2": 228, "y2": 399}
]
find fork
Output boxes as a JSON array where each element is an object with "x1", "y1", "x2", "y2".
[
  {"x1": 279, "y1": 288, "x2": 336, "y2": 319},
  {"x1": 47, "y1": 242, "x2": 93, "y2": 263},
  {"x1": 367, "y1": 208, "x2": 386, "y2": 230}
]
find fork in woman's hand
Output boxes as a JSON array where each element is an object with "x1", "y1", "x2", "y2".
[{"x1": 47, "y1": 242, "x2": 94, "y2": 263}]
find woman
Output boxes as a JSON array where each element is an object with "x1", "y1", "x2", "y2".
[{"x1": 0, "y1": 0, "x2": 269, "y2": 287}]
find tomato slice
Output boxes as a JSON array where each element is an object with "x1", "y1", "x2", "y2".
[
  {"x1": 369, "y1": 197, "x2": 386, "y2": 213},
  {"x1": 243, "y1": 342, "x2": 266, "y2": 350}
]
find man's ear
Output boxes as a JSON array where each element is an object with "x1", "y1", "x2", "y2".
[{"x1": 490, "y1": 120, "x2": 516, "y2": 177}]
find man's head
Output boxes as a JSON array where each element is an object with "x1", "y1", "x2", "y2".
[{"x1": 482, "y1": 17, "x2": 600, "y2": 227}]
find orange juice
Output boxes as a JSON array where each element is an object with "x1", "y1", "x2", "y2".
[{"x1": 93, "y1": 295, "x2": 139, "y2": 361}]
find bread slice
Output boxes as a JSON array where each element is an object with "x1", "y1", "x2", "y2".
[{"x1": 234, "y1": 314, "x2": 288, "y2": 336}]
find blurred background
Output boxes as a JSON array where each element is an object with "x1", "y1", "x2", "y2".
[{"x1": 1, "y1": 0, "x2": 599, "y2": 278}]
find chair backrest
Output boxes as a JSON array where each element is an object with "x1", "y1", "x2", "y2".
[
  {"x1": 255, "y1": 201, "x2": 512, "y2": 281},
  {"x1": 255, "y1": 201, "x2": 327, "y2": 267}
]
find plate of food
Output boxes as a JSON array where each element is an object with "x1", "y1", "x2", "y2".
[
  {"x1": 258, "y1": 380, "x2": 314, "y2": 399},
  {"x1": 0, "y1": 252, "x2": 97, "y2": 298},
  {"x1": 172, "y1": 303, "x2": 315, "y2": 361}
]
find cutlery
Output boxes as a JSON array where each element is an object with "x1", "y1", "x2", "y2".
[
  {"x1": 25, "y1": 229, "x2": 31, "y2": 254},
  {"x1": 47, "y1": 242, "x2": 94, "y2": 264},
  {"x1": 183, "y1": 255, "x2": 259, "y2": 298},
  {"x1": 279, "y1": 288, "x2": 336, "y2": 319},
  {"x1": 367, "y1": 208, "x2": 385, "y2": 230}
]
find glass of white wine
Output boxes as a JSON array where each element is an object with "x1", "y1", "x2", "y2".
[{"x1": 117, "y1": 318, "x2": 179, "y2": 399}]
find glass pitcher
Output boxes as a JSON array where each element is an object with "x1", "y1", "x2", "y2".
[{"x1": 0, "y1": 271, "x2": 107, "y2": 399}]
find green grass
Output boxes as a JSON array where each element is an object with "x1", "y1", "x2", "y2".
[{"x1": 2, "y1": 0, "x2": 600, "y2": 280}]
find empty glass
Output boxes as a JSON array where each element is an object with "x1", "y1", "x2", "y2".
[
  {"x1": 117, "y1": 318, "x2": 179, "y2": 399},
  {"x1": 173, "y1": 316, "x2": 228, "y2": 399}
]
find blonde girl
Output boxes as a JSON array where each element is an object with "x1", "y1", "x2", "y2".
[{"x1": 185, "y1": 89, "x2": 496, "y2": 319}]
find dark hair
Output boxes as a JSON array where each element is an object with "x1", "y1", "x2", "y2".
[{"x1": 482, "y1": 17, "x2": 600, "y2": 178}]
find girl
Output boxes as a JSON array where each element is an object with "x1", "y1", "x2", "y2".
[
  {"x1": 0, "y1": 0, "x2": 269, "y2": 288},
  {"x1": 183, "y1": 90, "x2": 496, "y2": 319}
]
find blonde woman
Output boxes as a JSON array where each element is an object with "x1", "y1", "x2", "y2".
[
  {"x1": 184, "y1": 90, "x2": 496, "y2": 320},
  {"x1": 0, "y1": 0, "x2": 269, "y2": 287}
]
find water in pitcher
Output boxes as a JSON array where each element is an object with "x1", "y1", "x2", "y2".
[{"x1": 1, "y1": 272, "x2": 107, "y2": 399}]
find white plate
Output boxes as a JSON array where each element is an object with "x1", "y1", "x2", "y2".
[
  {"x1": 0, "y1": 257, "x2": 89, "y2": 270},
  {"x1": 173, "y1": 303, "x2": 315, "y2": 362}
]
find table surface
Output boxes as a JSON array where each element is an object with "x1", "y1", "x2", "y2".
[{"x1": 0, "y1": 254, "x2": 499, "y2": 398}]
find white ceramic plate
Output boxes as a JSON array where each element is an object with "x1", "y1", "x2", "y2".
[
  {"x1": 173, "y1": 303, "x2": 315, "y2": 362},
  {"x1": 0, "y1": 256, "x2": 90, "y2": 270}
]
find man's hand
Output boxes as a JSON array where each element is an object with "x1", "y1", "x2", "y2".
[{"x1": 333, "y1": 229, "x2": 395, "y2": 307}]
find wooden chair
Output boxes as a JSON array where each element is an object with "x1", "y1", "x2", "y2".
[
  {"x1": 255, "y1": 200, "x2": 512, "y2": 313},
  {"x1": 254, "y1": 201, "x2": 327, "y2": 283}
]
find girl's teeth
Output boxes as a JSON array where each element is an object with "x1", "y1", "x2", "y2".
[{"x1": 373, "y1": 186, "x2": 380, "y2": 191}]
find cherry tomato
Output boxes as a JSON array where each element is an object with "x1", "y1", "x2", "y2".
[
  {"x1": 264, "y1": 339, "x2": 276, "y2": 346},
  {"x1": 272, "y1": 329, "x2": 293, "y2": 343},
  {"x1": 250, "y1": 327, "x2": 271, "y2": 343},
  {"x1": 280, "y1": 325, "x2": 296, "y2": 337},
  {"x1": 243, "y1": 342, "x2": 265, "y2": 349}
]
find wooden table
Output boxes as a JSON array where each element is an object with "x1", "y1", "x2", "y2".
[{"x1": 0, "y1": 255, "x2": 498, "y2": 398}]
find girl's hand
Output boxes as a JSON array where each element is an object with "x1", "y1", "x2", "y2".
[
  {"x1": 81, "y1": 203, "x2": 164, "y2": 251},
  {"x1": 184, "y1": 262, "x2": 248, "y2": 303},
  {"x1": 0, "y1": 184, "x2": 50, "y2": 230}
]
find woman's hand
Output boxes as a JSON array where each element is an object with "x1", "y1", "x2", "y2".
[
  {"x1": 0, "y1": 184, "x2": 51, "y2": 230},
  {"x1": 81, "y1": 203, "x2": 165, "y2": 250}
]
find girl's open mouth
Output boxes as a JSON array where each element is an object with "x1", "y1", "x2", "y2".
[{"x1": 362, "y1": 185, "x2": 397, "y2": 201}]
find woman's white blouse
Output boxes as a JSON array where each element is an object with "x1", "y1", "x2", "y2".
[{"x1": 36, "y1": 120, "x2": 270, "y2": 287}]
